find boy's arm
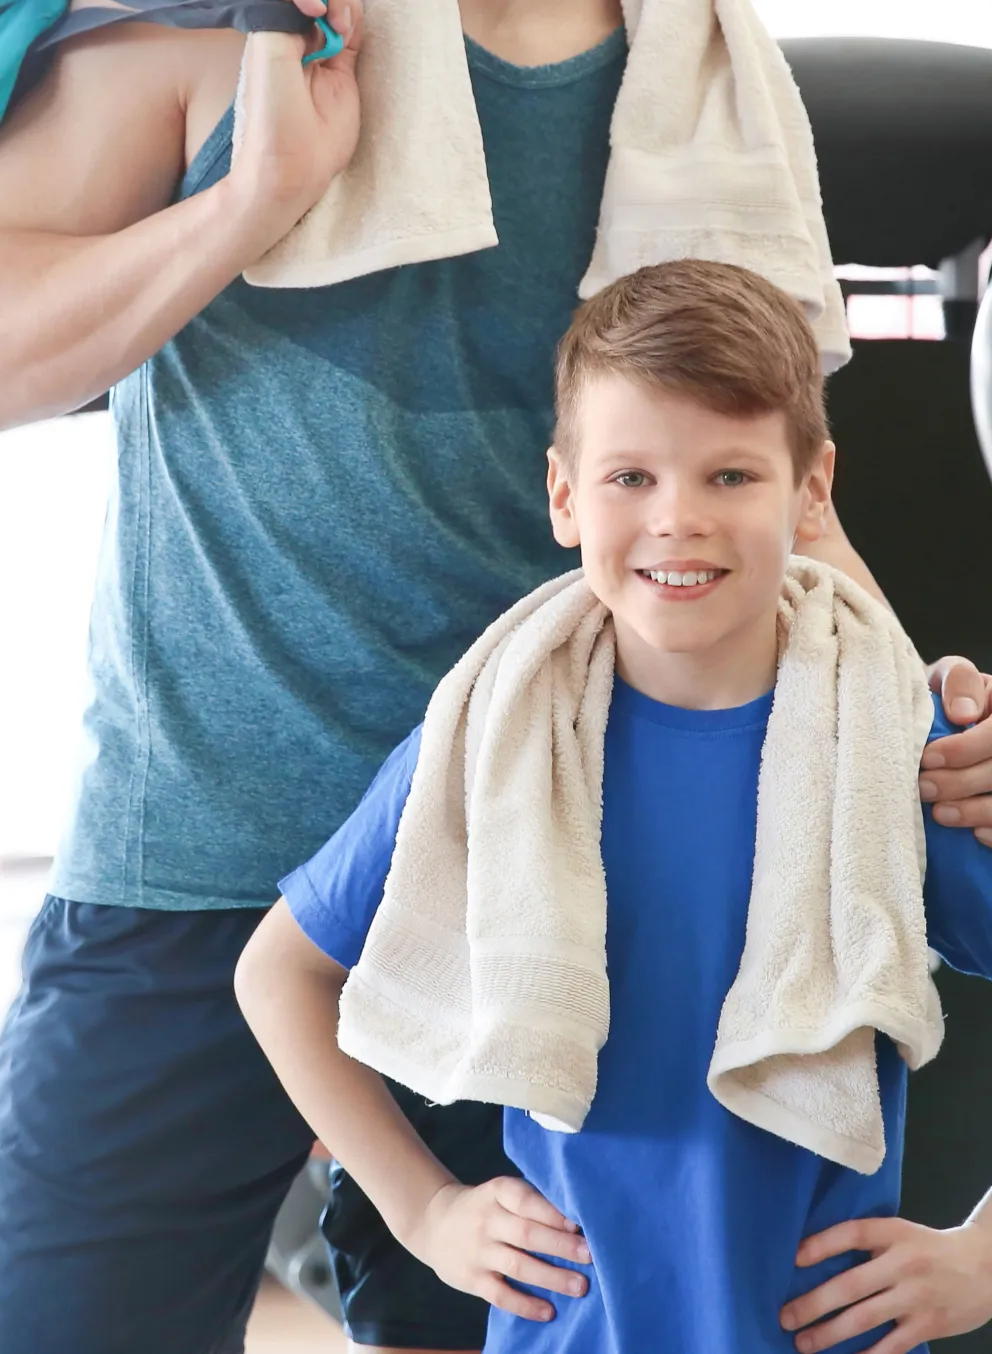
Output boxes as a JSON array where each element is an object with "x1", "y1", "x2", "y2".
[
  {"x1": 778, "y1": 718, "x2": 992, "y2": 1353},
  {"x1": 234, "y1": 898, "x2": 591, "y2": 1322},
  {"x1": 235, "y1": 898, "x2": 456, "y2": 1243},
  {"x1": 778, "y1": 1204, "x2": 992, "y2": 1353}
]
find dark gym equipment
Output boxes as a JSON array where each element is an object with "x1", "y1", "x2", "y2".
[{"x1": 783, "y1": 37, "x2": 992, "y2": 1354}]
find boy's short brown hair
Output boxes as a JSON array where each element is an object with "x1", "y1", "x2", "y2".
[{"x1": 554, "y1": 259, "x2": 829, "y2": 480}]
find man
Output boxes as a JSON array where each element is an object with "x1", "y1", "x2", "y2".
[{"x1": 0, "y1": 3, "x2": 990, "y2": 1353}]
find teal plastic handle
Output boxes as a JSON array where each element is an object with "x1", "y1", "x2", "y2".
[{"x1": 302, "y1": 16, "x2": 344, "y2": 65}]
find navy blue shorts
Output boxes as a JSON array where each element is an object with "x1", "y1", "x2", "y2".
[{"x1": 0, "y1": 897, "x2": 509, "y2": 1353}]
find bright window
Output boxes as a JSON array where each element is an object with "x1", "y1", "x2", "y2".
[{"x1": 753, "y1": 1, "x2": 992, "y2": 47}]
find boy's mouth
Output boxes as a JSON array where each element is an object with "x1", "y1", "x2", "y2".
[{"x1": 636, "y1": 566, "x2": 729, "y2": 594}]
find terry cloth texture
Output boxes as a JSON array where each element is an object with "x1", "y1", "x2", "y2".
[
  {"x1": 338, "y1": 558, "x2": 942, "y2": 1174},
  {"x1": 240, "y1": 0, "x2": 851, "y2": 370}
]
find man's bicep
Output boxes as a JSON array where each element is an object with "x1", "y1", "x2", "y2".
[{"x1": 0, "y1": 24, "x2": 214, "y2": 237}]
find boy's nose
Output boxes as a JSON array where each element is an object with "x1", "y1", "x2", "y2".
[{"x1": 644, "y1": 484, "x2": 711, "y2": 538}]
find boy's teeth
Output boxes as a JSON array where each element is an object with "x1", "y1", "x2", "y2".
[{"x1": 644, "y1": 569, "x2": 718, "y2": 586}]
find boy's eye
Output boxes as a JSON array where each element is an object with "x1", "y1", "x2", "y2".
[
  {"x1": 715, "y1": 469, "x2": 750, "y2": 488},
  {"x1": 613, "y1": 471, "x2": 648, "y2": 488}
]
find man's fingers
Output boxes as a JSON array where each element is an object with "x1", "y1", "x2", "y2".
[
  {"x1": 920, "y1": 713, "x2": 992, "y2": 772},
  {"x1": 926, "y1": 656, "x2": 989, "y2": 726},
  {"x1": 789, "y1": 1293, "x2": 902, "y2": 1354},
  {"x1": 326, "y1": 0, "x2": 363, "y2": 48},
  {"x1": 289, "y1": 0, "x2": 363, "y2": 64},
  {"x1": 296, "y1": 0, "x2": 362, "y2": 51},
  {"x1": 480, "y1": 1274, "x2": 555, "y2": 1324},
  {"x1": 929, "y1": 797, "x2": 992, "y2": 831},
  {"x1": 919, "y1": 760, "x2": 992, "y2": 803}
]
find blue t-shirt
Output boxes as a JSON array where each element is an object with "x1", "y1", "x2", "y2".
[
  {"x1": 50, "y1": 31, "x2": 627, "y2": 910},
  {"x1": 282, "y1": 684, "x2": 992, "y2": 1354}
]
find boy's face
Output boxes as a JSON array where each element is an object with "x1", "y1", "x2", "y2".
[{"x1": 548, "y1": 375, "x2": 833, "y2": 679}]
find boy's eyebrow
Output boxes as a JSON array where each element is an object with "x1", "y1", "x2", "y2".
[{"x1": 587, "y1": 444, "x2": 781, "y2": 463}]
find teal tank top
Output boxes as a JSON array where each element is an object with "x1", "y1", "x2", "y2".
[{"x1": 51, "y1": 31, "x2": 628, "y2": 909}]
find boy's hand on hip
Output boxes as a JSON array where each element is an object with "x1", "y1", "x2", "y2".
[
  {"x1": 920, "y1": 657, "x2": 992, "y2": 848},
  {"x1": 780, "y1": 1216, "x2": 992, "y2": 1353},
  {"x1": 407, "y1": 1176, "x2": 591, "y2": 1324},
  {"x1": 228, "y1": 0, "x2": 363, "y2": 235}
]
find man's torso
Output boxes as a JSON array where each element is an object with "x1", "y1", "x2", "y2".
[{"x1": 51, "y1": 31, "x2": 628, "y2": 909}]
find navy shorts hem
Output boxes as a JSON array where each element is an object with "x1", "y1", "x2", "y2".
[{"x1": 345, "y1": 1318, "x2": 486, "y2": 1350}]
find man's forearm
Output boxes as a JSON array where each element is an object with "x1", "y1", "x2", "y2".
[
  {"x1": 795, "y1": 504, "x2": 889, "y2": 608},
  {"x1": 0, "y1": 177, "x2": 295, "y2": 431}
]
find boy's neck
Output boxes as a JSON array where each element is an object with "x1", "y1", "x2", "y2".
[
  {"x1": 459, "y1": 0, "x2": 624, "y2": 66},
  {"x1": 613, "y1": 612, "x2": 780, "y2": 713}
]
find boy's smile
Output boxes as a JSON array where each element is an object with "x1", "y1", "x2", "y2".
[
  {"x1": 635, "y1": 564, "x2": 727, "y2": 599},
  {"x1": 548, "y1": 374, "x2": 834, "y2": 710}
]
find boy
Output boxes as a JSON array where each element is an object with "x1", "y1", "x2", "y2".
[
  {"x1": 3, "y1": 6, "x2": 992, "y2": 1352},
  {"x1": 236, "y1": 261, "x2": 992, "y2": 1354}
]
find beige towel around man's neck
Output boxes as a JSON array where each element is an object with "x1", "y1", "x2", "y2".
[
  {"x1": 239, "y1": 0, "x2": 852, "y2": 372},
  {"x1": 338, "y1": 559, "x2": 944, "y2": 1175}
]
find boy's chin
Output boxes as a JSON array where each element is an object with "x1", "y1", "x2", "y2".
[{"x1": 615, "y1": 616, "x2": 726, "y2": 657}]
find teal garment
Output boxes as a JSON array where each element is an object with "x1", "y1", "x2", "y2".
[
  {"x1": 51, "y1": 30, "x2": 628, "y2": 910},
  {"x1": 0, "y1": 0, "x2": 66, "y2": 121}
]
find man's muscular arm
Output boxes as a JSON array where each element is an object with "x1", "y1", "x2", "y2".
[{"x1": 0, "y1": 3, "x2": 361, "y2": 430}]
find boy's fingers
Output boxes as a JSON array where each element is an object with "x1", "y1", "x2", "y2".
[
  {"x1": 860, "y1": 1323, "x2": 929, "y2": 1354},
  {"x1": 493, "y1": 1213, "x2": 591, "y2": 1265},
  {"x1": 489, "y1": 1243, "x2": 588, "y2": 1300},
  {"x1": 797, "y1": 1217, "x2": 901, "y2": 1266},
  {"x1": 787, "y1": 1293, "x2": 904, "y2": 1354},
  {"x1": 493, "y1": 1176, "x2": 578, "y2": 1232},
  {"x1": 480, "y1": 1275, "x2": 555, "y2": 1324},
  {"x1": 781, "y1": 1256, "x2": 892, "y2": 1332}
]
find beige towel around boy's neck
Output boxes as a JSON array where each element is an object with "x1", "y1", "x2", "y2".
[
  {"x1": 238, "y1": 0, "x2": 852, "y2": 372},
  {"x1": 337, "y1": 559, "x2": 944, "y2": 1175}
]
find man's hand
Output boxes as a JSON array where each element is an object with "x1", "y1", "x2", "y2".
[
  {"x1": 405, "y1": 1177, "x2": 591, "y2": 1323},
  {"x1": 920, "y1": 657, "x2": 992, "y2": 848},
  {"x1": 230, "y1": 0, "x2": 363, "y2": 227},
  {"x1": 779, "y1": 1217, "x2": 992, "y2": 1352}
]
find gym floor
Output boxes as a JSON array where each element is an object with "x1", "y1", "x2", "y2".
[{"x1": 246, "y1": 1277, "x2": 347, "y2": 1353}]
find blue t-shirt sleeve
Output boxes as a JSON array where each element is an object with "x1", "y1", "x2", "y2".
[
  {"x1": 923, "y1": 695, "x2": 992, "y2": 978},
  {"x1": 279, "y1": 726, "x2": 421, "y2": 969}
]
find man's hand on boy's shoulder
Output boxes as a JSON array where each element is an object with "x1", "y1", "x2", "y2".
[
  {"x1": 779, "y1": 1214, "x2": 992, "y2": 1353},
  {"x1": 920, "y1": 657, "x2": 992, "y2": 849}
]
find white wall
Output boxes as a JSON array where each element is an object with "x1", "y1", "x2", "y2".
[
  {"x1": 0, "y1": 413, "x2": 114, "y2": 860},
  {"x1": 753, "y1": 0, "x2": 992, "y2": 47}
]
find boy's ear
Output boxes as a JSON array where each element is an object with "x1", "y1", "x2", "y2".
[
  {"x1": 547, "y1": 447, "x2": 581, "y2": 549},
  {"x1": 794, "y1": 440, "x2": 836, "y2": 545}
]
